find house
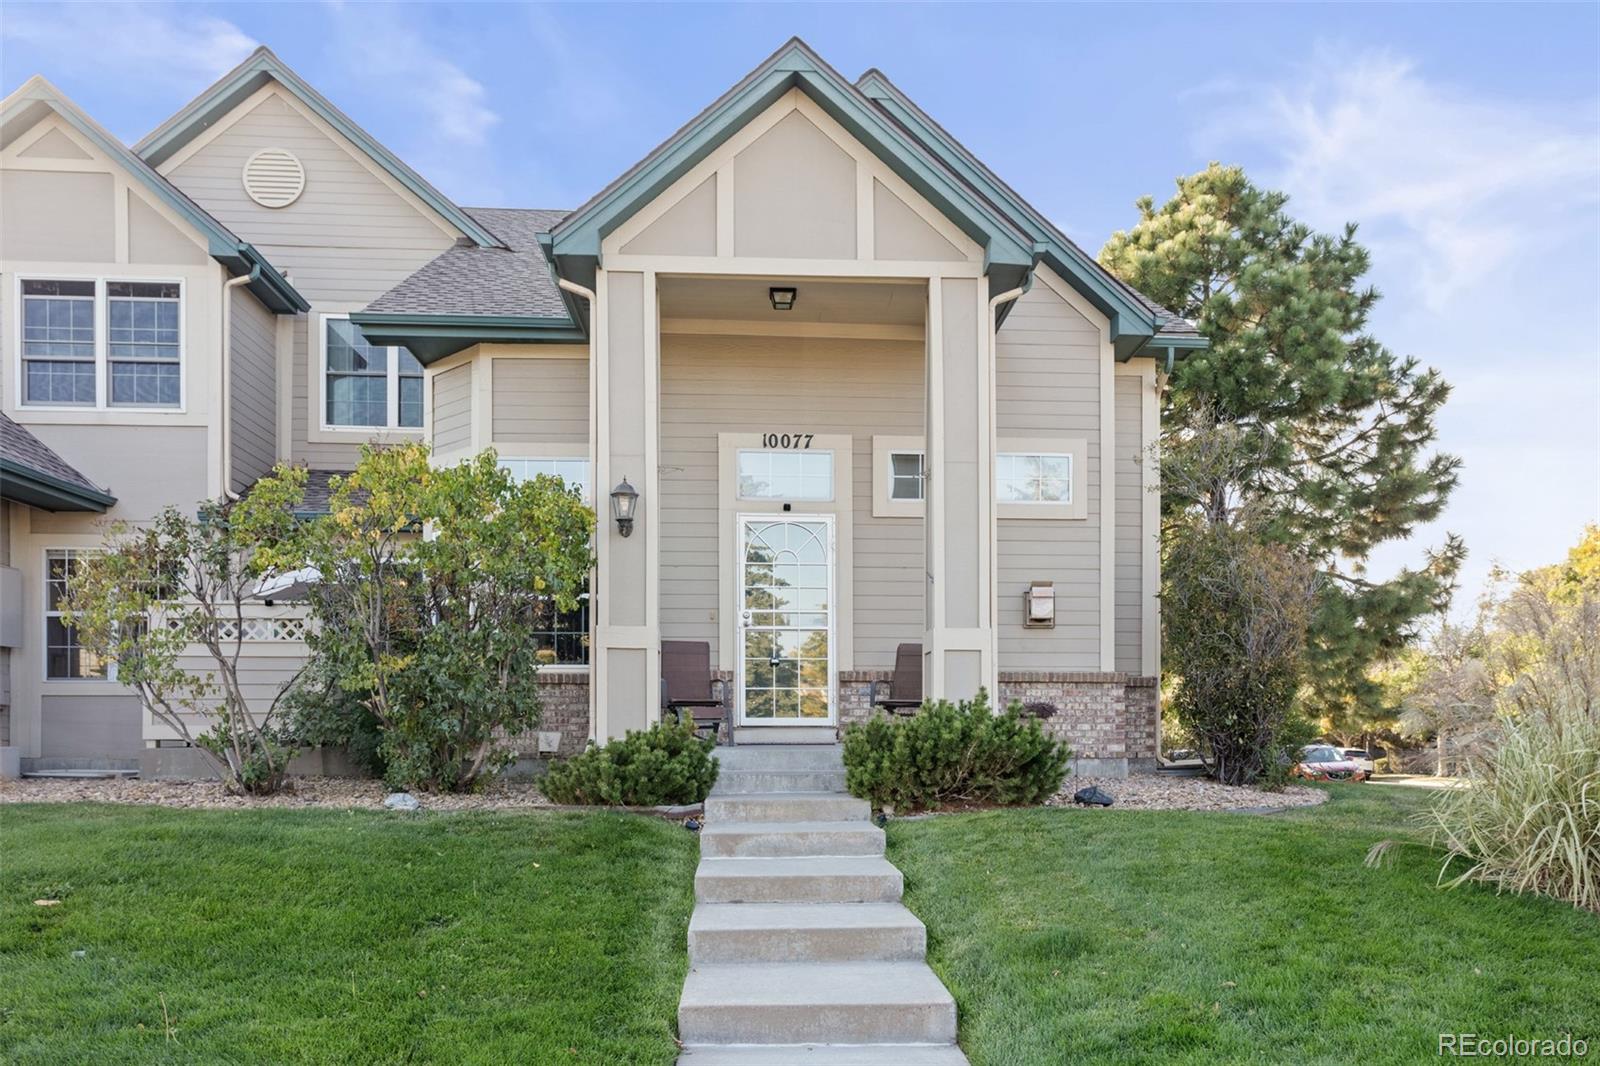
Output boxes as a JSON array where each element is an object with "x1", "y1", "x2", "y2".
[{"x1": 0, "y1": 39, "x2": 1201, "y2": 780}]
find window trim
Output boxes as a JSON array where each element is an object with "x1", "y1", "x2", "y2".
[
  {"x1": 996, "y1": 437, "x2": 1088, "y2": 520},
  {"x1": 15, "y1": 275, "x2": 187, "y2": 413},
  {"x1": 43, "y1": 547, "x2": 116, "y2": 682},
  {"x1": 315, "y1": 310, "x2": 426, "y2": 436}
]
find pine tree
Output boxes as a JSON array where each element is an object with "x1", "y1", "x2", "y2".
[{"x1": 1100, "y1": 163, "x2": 1465, "y2": 718}]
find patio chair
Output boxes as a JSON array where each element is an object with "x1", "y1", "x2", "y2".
[
  {"x1": 660, "y1": 640, "x2": 728, "y2": 742},
  {"x1": 868, "y1": 642, "x2": 923, "y2": 716}
]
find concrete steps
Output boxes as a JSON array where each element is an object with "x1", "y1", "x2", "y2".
[
  {"x1": 696, "y1": 856, "x2": 903, "y2": 904},
  {"x1": 678, "y1": 1045, "x2": 969, "y2": 1065},
  {"x1": 731, "y1": 726, "x2": 838, "y2": 746},
  {"x1": 700, "y1": 820, "x2": 885, "y2": 858},
  {"x1": 689, "y1": 903, "x2": 925, "y2": 964},
  {"x1": 679, "y1": 963, "x2": 957, "y2": 1045},
  {"x1": 706, "y1": 793, "x2": 870, "y2": 824},
  {"x1": 678, "y1": 743, "x2": 967, "y2": 1064}
]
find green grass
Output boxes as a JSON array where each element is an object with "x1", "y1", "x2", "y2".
[
  {"x1": 890, "y1": 785, "x2": 1600, "y2": 1065},
  {"x1": 0, "y1": 804, "x2": 698, "y2": 1065}
]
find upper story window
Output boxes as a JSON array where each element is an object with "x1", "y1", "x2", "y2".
[
  {"x1": 323, "y1": 317, "x2": 423, "y2": 430},
  {"x1": 499, "y1": 457, "x2": 592, "y2": 502},
  {"x1": 889, "y1": 451, "x2": 925, "y2": 501},
  {"x1": 738, "y1": 450, "x2": 834, "y2": 501},
  {"x1": 997, "y1": 452, "x2": 1072, "y2": 504},
  {"x1": 21, "y1": 278, "x2": 183, "y2": 409}
]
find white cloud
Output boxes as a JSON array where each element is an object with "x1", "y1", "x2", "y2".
[
  {"x1": 1, "y1": 3, "x2": 257, "y2": 91},
  {"x1": 1194, "y1": 49, "x2": 1600, "y2": 310},
  {"x1": 322, "y1": 5, "x2": 498, "y2": 149}
]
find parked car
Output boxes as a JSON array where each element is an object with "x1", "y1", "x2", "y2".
[
  {"x1": 1339, "y1": 748, "x2": 1377, "y2": 776},
  {"x1": 1293, "y1": 745, "x2": 1370, "y2": 782}
]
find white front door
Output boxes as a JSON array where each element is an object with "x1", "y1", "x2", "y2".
[{"x1": 736, "y1": 515, "x2": 836, "y2": 726}]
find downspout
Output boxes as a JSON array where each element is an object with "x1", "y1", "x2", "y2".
[
  {"x1": 986, "y1": 283, "x2": 1027, "y2": 699},
  {"x1": 219, "y1": 267, "x2": 259, "y2": 501},
  {"x1": 557, "y1": 277, "x2": 599, "y2": 743}
]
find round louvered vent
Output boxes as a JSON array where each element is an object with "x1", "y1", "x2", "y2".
[{"x1": 242, "y1": 148, "x2": 305, "y2": 208}]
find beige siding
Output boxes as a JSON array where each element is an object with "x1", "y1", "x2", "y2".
[
  {"x1": 40, "y1": 694, "x2": 143, "y2": 760},
  {"x1": 432, "y1": 363, "x2": 473, "y2": 454},
  {"x1": 161, "y1": 88, "x2": 456, "y2": 469},
  {"x1": 0, "y1": 170, "x2": 114, "y2": 261},
  {"x1": 995, "y1": 283, "x2": 1103, "y2": 670},
  {"x1": 229, "y1": 286, "x2": 278, "y2": 492},
  {"x1": 660, "y1": 334, "x2": 923, "y2": 667},
  {"x1": 491, "y1": 358, "x2": 588, "y2": 443},
  {"x1": 1114, "y1": 376, "x2": 1144, "y2": 673}
]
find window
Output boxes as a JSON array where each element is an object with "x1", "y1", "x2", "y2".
[
  {"x1": 531, "y1": 593, "x2": 589, "y2": 666},
  {"x1": 323, "y1": 317, "x2": 423, "y2": 429},
  {"x1": 45, "y1": 549, "x2": 110, "y2": 680},
  {"x1": 889, "y1": 451, "x2": 925, "y2": 501},
  {"x1": 107, "y1": 282, "x2": 181, "y2": 406},
  {"x1": 997, "y1": 452, "x2": 1072, "y2": 504},
  {"x1": 737, "y1": 450, "x2": 834, "y2": 501},
  {"x1": 499, "y1": 457, "x2": 591, "y2": 501},
  {"x1": 23, "y1": 280, "x2": 97, "y2": 405},
  {"x1": 21, "y1": 278, "x2": 183, "y2": 409}
]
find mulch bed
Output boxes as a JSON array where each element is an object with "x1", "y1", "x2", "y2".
[
  {"x1": 0, "y1": 776, "x2": 553, "y2": 811},
  {"x1": 1046, "y1": 774, "x2": 1327, "y2": 812}
]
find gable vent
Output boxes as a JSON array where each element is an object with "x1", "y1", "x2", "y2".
[{"x1": 242, "y1": 148, "x2": 305, "y2": 208}]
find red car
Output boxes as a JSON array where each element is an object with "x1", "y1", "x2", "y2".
[{"x1": 1294, "y1": 745, "x2": 1370, "y2": 782}]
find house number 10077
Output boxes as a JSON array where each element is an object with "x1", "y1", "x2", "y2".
[{"x1": 762, "y1": 433, "x2": 813, "y2": 448}]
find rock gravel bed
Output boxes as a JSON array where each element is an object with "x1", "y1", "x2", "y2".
[
  {"x1": 0, "y1": 776, "x2": 552, "y2": 811},
  {"x1": 1048, "y1": 774, "x2": 1328, "y2": 812}
]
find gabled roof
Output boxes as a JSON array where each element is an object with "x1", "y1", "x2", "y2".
[
  {"x1": 0, "y1": 77, "x2": 307, "y2": 314},
  {"x1": 855, "y1": 68, "x2": 1204, "y2": 358},
  {"x1": 0, "y1": 414, "x2": 116, "y2": 512},
  {"x1": 133, "y1": 47, "x2": 504, "y2": 250},
  {"x1": 354, "y1": 207, "x2": 583, "y2": 363},
  {"x1": 546, "y1": 37, "x2": 1038, "y2": 299}
]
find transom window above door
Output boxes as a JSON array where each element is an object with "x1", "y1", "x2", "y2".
[
  {"x1": 737, "y1": 450, "x2": 834, "y2": 501},
  {"x1": 323, "y1": 317, "x2": 423, "y2": 429}
]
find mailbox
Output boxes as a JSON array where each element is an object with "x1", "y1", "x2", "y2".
[{"x1": 1024, "y1": 580, "x2": 1055, "y2": 629}]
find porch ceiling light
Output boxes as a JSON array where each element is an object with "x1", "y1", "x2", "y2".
[
  {"x1": 610, "y1": 478, "x2": 640, "y2": 538},
  {"x1": 768, "y1": 286, "x2": 797, "y2": 311}
]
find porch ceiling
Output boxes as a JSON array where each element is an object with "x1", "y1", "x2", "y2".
[{"x1": 658, "y1": 276, "x2": 924, "y2": 328}]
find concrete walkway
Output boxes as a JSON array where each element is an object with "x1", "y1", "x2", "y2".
[{"x1": 676, "y1": 744, "x2": 968, "y2": 1065}]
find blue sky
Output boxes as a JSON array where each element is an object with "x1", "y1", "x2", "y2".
[{"x1": 4, "y1": 2, "x2": 1597, "y2": 610}]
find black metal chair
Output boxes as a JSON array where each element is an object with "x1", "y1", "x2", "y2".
[
  {"x1": 660, "y1": 640, "x2": 728, "y2": 742},
  {"x1": 868, "y1": 642, "x2": 924, "y2": 716}
]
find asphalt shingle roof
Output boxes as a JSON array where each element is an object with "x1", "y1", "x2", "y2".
[
  {"x1": 1, "y1": 413, "x2": 110, "y2": 495},
  {"x1": 364, "y1": 207, "x2": 571, "y2": 319}
]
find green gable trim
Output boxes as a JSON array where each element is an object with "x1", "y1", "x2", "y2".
[
  {"x1": 3, "y1": 82, "x2": 308, "y2": 315},
  {"x1": 549, "y1": 38, "x2": 1035, "y2": 299},
  {"x1": 134, "y1": 48, "x2": 503, "y2": 251},
  {"x1": 350, "y1": 312, "x2": 587, "y2": 365},
  {"x1": 0, "y1": 459, "x2": 116, "y2": 513}
]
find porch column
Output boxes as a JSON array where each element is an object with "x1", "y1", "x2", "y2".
[
  {"x1": 922, "y1": 275, "x2": 997, "y2": 702},
  {"x1": 592, "y1": 269, "x2": 660, "y2": 740}
]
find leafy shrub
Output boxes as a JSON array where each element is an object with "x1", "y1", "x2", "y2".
[
  {"x1": 1423, "y1": 699, "x2": 1599, "y2": 913},
  {"x1": 542, "y1": 716, "x2": 719, "y2": 806},
  {"x1": 842, "y1": 692, "x2": 1069, "y2": 812},
  {"x1": 1164, "y1": 518, "x2": 1319, "y2": 786}
]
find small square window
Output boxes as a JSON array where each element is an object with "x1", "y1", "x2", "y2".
[{"x1": 889, "y1": 451, "x2": 925, "y2": 501}]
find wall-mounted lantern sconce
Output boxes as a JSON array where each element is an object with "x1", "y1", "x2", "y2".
[
  {"x1": 768, "y1": 286, "x2": 797, "y2": 311},
  {"x1": 610, "y1": 478, "x2": 639, "y2": 537},
  {"x1": 1024, "y1": 580, "x2": 1056, "y2": 629}
]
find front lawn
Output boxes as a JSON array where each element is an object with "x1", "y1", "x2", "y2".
[
  {"x1": 0, "y1": 804, "x2": 697, "y2": 1065},
  {"x1": 891, "y1": 784, "x2": 1600, "y2": 1064}
]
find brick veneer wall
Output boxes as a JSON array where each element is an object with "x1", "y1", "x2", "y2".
[{"x1": 501, "y1": 670, "x2": 592, "y2": 758}]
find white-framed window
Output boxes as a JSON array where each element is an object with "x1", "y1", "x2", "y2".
[
  {"x1": 499, "y1": 457, "x2": 592, "y2": 502},
  {"x1": 19, "y1": 277, "x2": 184, "y2": 409},
  {"x1": 737, "y1": 449, "x2": 834, "y2": 501},
  {"x1": 321, "y1": 316, "x2": 423, "y2": 430},
  {"x1": 45, "y1": 549, "x2": 112, "y2": 680},
  {"x1": 997, "y1": 452, "x2": 1073, "y2": 504},
  {"x1": 888, "y1": 450, "x2": 925, "y2": 501}
]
